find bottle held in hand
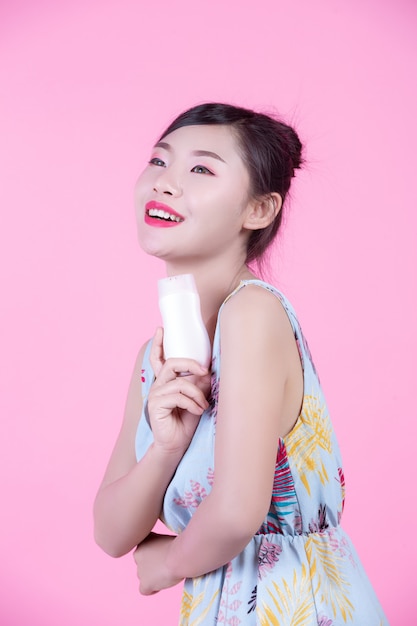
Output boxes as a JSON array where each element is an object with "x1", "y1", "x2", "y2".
[{"x1": 158, "y1": 274, "x2": 211, "y2": 369}]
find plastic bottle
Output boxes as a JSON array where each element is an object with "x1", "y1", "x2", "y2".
[{"x1": 158, "y1": 274, "x2": 211, "y2": 368}]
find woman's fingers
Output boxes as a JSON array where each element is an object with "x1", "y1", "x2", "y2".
[
  {"x1": 149, "y1": 378, "x2": 209, "y2": 414},
  {"x1": 155, "y1": 393, "x2": 206, "y2": 416},
  {"x1": 153, "y1": 358, "x2": 208, "y2": 387},
  {"x1": 155, "y1": 375, "x2": 209, "y2": 408},
  {"x1": 148, "y1": 336, "x2": 210, "y2": 433}
]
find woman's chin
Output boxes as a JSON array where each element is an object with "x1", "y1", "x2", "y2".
[
  {"x1": 137, "y1": 238, "x2": 176, "y2": 262},
  {"x1": 139, "y1": 244, "x2": 165, "y2": 259},
  {"x1": 137, "y1": 231, "x2": 166, "y2": 258}
]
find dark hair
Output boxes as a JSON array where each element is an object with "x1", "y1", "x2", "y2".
[{"x1": 160, "y1": 102, "x2": 303, "y2": 264}]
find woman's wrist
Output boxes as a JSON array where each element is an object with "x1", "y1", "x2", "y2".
[
  {"x1": 163, "y1": 535, "x2": 182, "y2": 582},
  {"x1": 148, "y1": 441, "x2": 186, "y2": 469}
]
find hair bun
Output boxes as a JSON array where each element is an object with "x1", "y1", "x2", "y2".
[{"x1": 278, "y1": 124, "x2": 303, "y2": 175}]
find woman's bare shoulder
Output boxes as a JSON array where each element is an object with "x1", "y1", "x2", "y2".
[{"x1": 220, "y1": 282, "x2": 293, "y2": 341}]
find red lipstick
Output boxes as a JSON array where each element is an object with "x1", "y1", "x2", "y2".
[{"x1": 144, "y1": 201, "x2": 185, "y2": 228}]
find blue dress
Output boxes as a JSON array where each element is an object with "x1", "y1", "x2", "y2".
[{"x1": 136, "y1": 280, "x2": 389, "y2": 625}]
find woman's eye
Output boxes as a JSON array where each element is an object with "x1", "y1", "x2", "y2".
[
  {"x1": 191, "y1": 165, "x2": 213, "y2": 175},
  {"x1": 149, "y1": 157, "x2": 166, "y2": 167}
]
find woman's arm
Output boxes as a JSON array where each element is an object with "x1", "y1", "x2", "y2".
[
  {"x1": 93, "y1": 341, "x2": 178, "y2": 557},
  {"x1": 94, "y1": 335, "x2": 209, "y2": 558},
  {"x1": 135, "y1": 286, "x2": 303, "y2": 590}
]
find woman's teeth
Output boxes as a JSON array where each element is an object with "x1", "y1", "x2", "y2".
[{"x1": 148, "y1": 208, "x2": 182, "y2": 222}]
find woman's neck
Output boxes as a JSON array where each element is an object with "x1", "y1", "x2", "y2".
[{"x1": 164, "y1": 258, "x2": 256, "y2": 342}]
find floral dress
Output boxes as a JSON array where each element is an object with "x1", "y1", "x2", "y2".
[{"x1": 135, "y1": 280, "x2": 389, "y2": 625}]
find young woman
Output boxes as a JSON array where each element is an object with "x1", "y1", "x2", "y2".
[{"x1": 94, "y1": 103, "x2": 389, "y2": 625}]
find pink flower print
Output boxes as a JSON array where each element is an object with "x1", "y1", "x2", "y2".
[
  {"x1": 258, "y1": 540, "x2": 282, "y2": 580},
  {"x1": 328, "y1": 528, "x2": 340, "y2": 553},
  {"x1": 328, "y1": 528, "x2": 357, "y2": 568},
  {"x1": 190, "y1": 480, "x2": 207, "y2": 498},
  {"x1": 218, "y1": 563, "x2": 242, "y2": 625},
  {"x1": 207, "y1": 467, "x2": 214, "y2": 486},
  {"x1": 141, "y1": 369, "x2": 145, "y2": 383},
  {"x1": 225, "y1": 561, "x2": 233, "y2": 580},
  {"x1": 218, "y1": 613, "x2": 241, "y2": 625},
  {"x1": 337, "y1": 467, "x2": 346, "y2": 512},
  {"x1": 318, "y1": 616, "x2": 334, "y2": 626},
  {"x1": 294, "y1": 509, "x2": 303, "y2": 534},
  {"x1": 173, "y1": 480, "x2": 207, "y2": 510},
  {"x1": 228, "y1": 599, "x2": 242, "y2": 611}
]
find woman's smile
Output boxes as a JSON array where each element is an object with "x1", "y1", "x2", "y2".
[{"x1": 145, "y1": 200, "x2": 185, "y2": 228}]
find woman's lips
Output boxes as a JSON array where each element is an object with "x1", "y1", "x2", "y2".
[{"x1": 145, "y1": 201, "x2": 185, "y2": 227}]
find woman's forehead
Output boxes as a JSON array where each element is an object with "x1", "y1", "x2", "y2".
[{"x1": 158, "y1": 124, "x2": 238, "y2": 153}]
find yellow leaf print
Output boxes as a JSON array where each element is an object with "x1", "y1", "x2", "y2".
[
  {"x1": 284, "y1": 393, "x2": 332, "y2": 496},
  {"x1": 179, "y1": 575, "x2": 219, "y2": 626},
  {"x1": 258, "y1": 563, "x2": 316, "y2": 626},
  {"x1": 305, "y1": 533, "x2": 354, "y2": 622}
]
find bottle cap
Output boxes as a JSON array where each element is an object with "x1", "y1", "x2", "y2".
[{"x1": 158, "y1": 274, "x2": 197, "y2": 298}]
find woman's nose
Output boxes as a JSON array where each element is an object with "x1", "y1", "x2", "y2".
[{"x1": 153, "y1": 170, "x2": 182, "y2": 197}]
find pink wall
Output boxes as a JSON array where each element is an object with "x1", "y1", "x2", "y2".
[{"x1": 1, "y1": 0, "x2": 415, "y2": 623}]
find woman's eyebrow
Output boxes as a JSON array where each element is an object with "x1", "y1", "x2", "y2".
[
  {"x1": 153, "y1": 142, "x2": 226, "y2": 163},
  {"x1": 192, "y1": 150, "x2": 226, "y2": 163},
  {"x1": 154, "y1": 141, "x2": 172, "y2": 151}
]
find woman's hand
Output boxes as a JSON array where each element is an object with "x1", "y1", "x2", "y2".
[
  {"x1": 133, "y1": 532, "x2": 182, "y2": 595},
  {"x1": 147, "y1": 327, "x2": 211, "y2": 455}
]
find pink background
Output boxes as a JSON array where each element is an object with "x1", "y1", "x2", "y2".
[{"x1": 1, "y1": 0, "x2": 415, "y2": 624}]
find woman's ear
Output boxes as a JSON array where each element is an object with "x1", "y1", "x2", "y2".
[{"x1": 243, "y1": 192, "x2": 282, "y2": 231}]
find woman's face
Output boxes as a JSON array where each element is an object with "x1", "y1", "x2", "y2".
[{"x1": 134, "y1": 124, "x2": 254, "y2": 264}]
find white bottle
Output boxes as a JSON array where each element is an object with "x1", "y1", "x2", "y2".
[{"x1": 158, "y1": 274, "x2": 211, "y2": 368}]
